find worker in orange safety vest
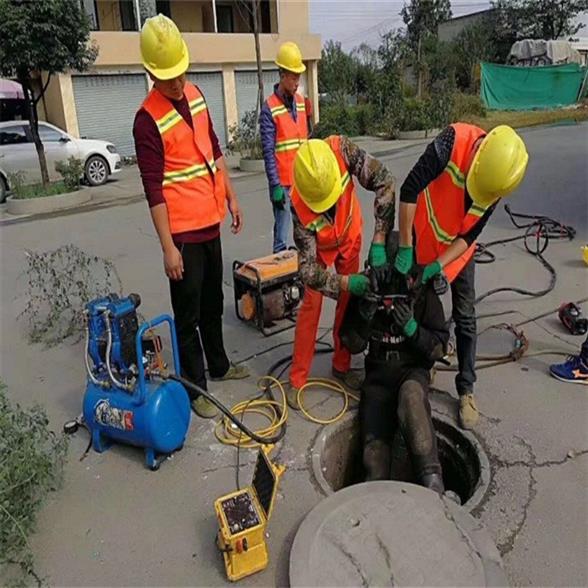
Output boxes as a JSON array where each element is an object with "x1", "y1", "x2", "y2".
[
  {"x1": 260, "y1": 42, "x2": 309, "y2": 253},
  {"x1": 287, "y1": 136, "x2": 396, "y2": 409},
  {"x1": 393, "y1": 123, "x2": 528, "y2": 430},
  {"x1": 133, "y1": 15, "x2": 249, "y2": 420}
]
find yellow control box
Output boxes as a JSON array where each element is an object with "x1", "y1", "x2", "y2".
[{"x1": 214, "y1": 446, "x2": 285, "y2": 582}]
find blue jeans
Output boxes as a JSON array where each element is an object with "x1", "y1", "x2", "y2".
[
  {"x1": 451, "y1": 256, "x2": 477, "y2": 395},
  {"x1": 272, "y1": 186, "x2": 291, "y2": 253}
]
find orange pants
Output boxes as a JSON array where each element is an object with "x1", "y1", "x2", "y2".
[{"x1": 290, "y1": 249, "x2": 360, "y2": 388}]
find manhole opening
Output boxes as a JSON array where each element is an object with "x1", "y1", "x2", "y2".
[{"x1": 315, "y1": 413, "x2": 485, "y2": 507}]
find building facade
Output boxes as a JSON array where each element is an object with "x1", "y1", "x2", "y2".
[
  {"x1": 438, "y1": 9, "x2": 495, "y2": 43},
  {"x1": 40, "y1": 0, "x2": 321, "y2": 155}
]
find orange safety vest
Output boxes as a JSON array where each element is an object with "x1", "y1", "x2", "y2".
[
  {"x1": 141, "y1": 82, "x2": 226, "y2": 234},
  {"x1": 267, "y1": 91, "x2": 308, "y2": 187},
  {"x1": 291, "y1": 135, "x2": 363, "y2": 267},
  {"x1": 414, "y1": 122, "x2": 487, "y2": 282}
]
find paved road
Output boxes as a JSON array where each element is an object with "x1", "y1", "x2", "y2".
[{"x1": 0, "y1": 123, "x2": 587, "y2": 586}]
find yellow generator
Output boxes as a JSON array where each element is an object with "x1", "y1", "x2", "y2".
[
  {"x1": 233, "y1": 250, "x2": 303, "y2": 336},
  {"x1": 214, "y1": 446, "x2": 285, "y2": 582}
]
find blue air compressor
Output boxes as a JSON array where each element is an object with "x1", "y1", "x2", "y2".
[{"x1": 79, "y1": 293, "x2": 190, "y2": 470}]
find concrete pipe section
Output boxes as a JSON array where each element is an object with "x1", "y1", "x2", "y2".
[
  {"x1": 310, "y1": 399, "x2": 491, "y2": 511},
  {"x1": 289, "y1": 481, "x2": 508, "y2": 587}
]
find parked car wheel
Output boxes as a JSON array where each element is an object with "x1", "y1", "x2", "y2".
[
  {"x1": 0, "y1": 175, "x2": 7, "y2": 204},
  {"x1": 85, "y1": 155, "x2": 109, "y2": 186}
]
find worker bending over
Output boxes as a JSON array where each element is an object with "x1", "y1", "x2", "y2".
[
  {"x1": 394, "y1": 124, "x2": 528, "y2": 429},
  {"x1": 288, "y1": 136, "x2": 396, "y2": 409}
]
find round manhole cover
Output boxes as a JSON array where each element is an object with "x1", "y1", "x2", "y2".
[{"x1": 290, "y1": 481, "x2": 507, "y2": 587}]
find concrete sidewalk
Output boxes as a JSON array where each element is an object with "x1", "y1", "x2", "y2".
[{"x1": 0, "y1": 136, "x2": 428, "y2": 225}]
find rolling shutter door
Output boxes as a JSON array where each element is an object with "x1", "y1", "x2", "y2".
[
  {"x1": 235, "y1": 69, "x2": 279, "y2": 122},
  {"x1": 72, "y1": 74, "x2": 148, "y2": 156},
  {"x1": 186, "y1": 72, "x2": 227, "y2": 148}
]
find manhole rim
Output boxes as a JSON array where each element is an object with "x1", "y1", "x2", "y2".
[{"x1": 310, "y1": 403, "x2": 491, "y2": 512}]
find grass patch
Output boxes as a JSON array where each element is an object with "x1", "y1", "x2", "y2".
[
  {"x1": 0, "y1": 382, "x2": 68, "y2": 584},
  {"x1": 11, "y1": 180, "x2": 76, "y2": 200},
  {"x1": 461, "y1": 104, "x2": 588, "y2": 131}
]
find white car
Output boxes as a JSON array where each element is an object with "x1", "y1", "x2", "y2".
[{"x1": 0, "y1": 120, "x2": 121, "y2": 202}]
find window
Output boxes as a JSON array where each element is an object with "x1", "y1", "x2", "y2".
[
  {"x1": 119, "y1": 0, "x2": 137, "y2": 31},
  {"x1": 156, "y1": 0, "x2": 171, "y2": 18},
  {"x1": 0, "y1": 125, "x2": 28, "y2": 146},
  {"x1": 215, "y1": 1, "x2": 273, "y2": 34},
  {"x1": 260, "y1": 0, "x2": 271, "y2": 34},
  {"x1": 216, "y1": 5, "x2": 234, "y2": 33},
  {"x1": 38, "y1": 125, "x2": 65, "y2": 143},
  {"x1": 81, "y1": 0, "x2": 99, "y2": 30}
]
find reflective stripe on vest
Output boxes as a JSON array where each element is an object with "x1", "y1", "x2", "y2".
[
  {"x1": 291, "y1": 136, "x2": 362, "y2": 266},
  {"x1": 162, "y1": 159, "x2": 217, "y2": 186},
  {"x1": 414, "y1": 123, "x2": 487, "y2": 281},
  {"x1": 267, "y1": 91, "x2": 308, "y2": 186},
  {"x1": 140, "y1": 82, "x2": 226, "y2": 234}
]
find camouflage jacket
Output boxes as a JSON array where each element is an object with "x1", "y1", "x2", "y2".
[{"x1": 292, "y1": 136, "x2": 396, "y2": 299}]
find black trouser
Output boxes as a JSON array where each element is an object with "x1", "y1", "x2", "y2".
[
  {"x1": 169, "y1": 238, "x2": 230, "y2": 395},
  {"x1": 360, "y1": 352, "x2": 441, "y2": 480},
  {"x1": 451, "y1": 256, "x2": 477, "y2": 396}
]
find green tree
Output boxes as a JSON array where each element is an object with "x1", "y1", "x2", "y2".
[
  {"x1": 318, "y1": 40, "x2": 357, "y2": 103},
  {"x1": 0, "y1": 0, "x2": 97, "y2": 188},
  {"x1": 421, "y1": 36, "x2": 456, "y2": 91},
  {"x1": 374, "y1": 31, "x2": 405, "y2": 128},
  {"x1": 351, "y1": 43, "x2": 379, "y2": 101},
  {"x1": 452, "y1": 19, "x2": 499, "y2": 91},
  {"x1": 492, "y1": 0, "x2": 588, "y2": 59},
  {"x1": 400, "y1": 0, "x2": 452, "y2": 96}
]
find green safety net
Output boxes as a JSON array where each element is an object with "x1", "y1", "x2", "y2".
[{"x1": 481, "y1": 62, "x2": 587, "y2": 110}]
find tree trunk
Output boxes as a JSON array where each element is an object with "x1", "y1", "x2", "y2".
[
  {"x1": 416, "y1": 33, "x2": 423, "y2": 99},
  {"x1": 19, "y1": 74, "x2": 50, "y2": 188},
  {"x1": 252, "y1": 0, "x2": 264, "y2": 152}
]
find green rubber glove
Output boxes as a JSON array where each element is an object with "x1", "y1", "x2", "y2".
[
  {"x1": 347, "y1": 274, "x2": 370, "y2": 296},
  {"x1": 391, "y1": 299, "x2": 418, "y2": 337},
  {"x1": 422, "y1": 260, "x2": 442, "y2": 284},
  {"x1": 271, "y1": 185, "x2": 285, "y2": 210},
  {"x1": 393, "y1": 246, "x2": 414, "y2": 275},
  {"x1": 404, "y1": 317, "x2": 418, "y2": 337},
  {"x1": 368, "y1": 242, "x2": 388, "y2": 268}
]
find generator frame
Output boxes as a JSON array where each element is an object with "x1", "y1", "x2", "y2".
[{"x1": 232, "y1": 254, "x2": 302, "y2": 337}]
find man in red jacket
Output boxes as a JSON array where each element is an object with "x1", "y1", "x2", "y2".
[{"x1": 133, "y1": 15, "x2": 248, "y2": 419}]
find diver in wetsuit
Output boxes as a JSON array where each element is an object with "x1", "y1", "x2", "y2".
[{"x1": 341, "y1": 233, "x2": 449, "y2": 493}]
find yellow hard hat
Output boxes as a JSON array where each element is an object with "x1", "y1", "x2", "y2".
[
  {"x1": 293, "y1": 139, "x2": 342, "y2": 213},
  {"x1": 466, "y1": 125, "x2": 529, "y2": 208},
  {"x1": 140, "y1": 14, "x2": 189, "y2": 80},
  {"x1": 582, "y1": 245, "x2": 588, "y2": 265},
  {"x1": 275, "y1": 42, "x2": 306, "y2": 74}
]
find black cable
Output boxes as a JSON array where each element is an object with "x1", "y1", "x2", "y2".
[
  {"x1": 473, "y1": 204, "x2": 575, "y2": 305},
  {"x1": 233, "y1": 342, "x2": 335, "y2": 489},
  {"x1": 235, "y1": 394, "x2": 260, "y2": 490},
  {"x1": 168, "y1": 374, "x2": 285, "y2": 445},
  {"x1": 233, "y1": 331, "x2": 333, "y2": 365}
]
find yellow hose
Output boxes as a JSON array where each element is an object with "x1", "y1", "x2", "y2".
[
  {"x1": 214, "y1": 376, "x2": 359, "y2": 447},
  {"x1": 297, "y1": 378, "x2": 360, "y2": 425}
]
